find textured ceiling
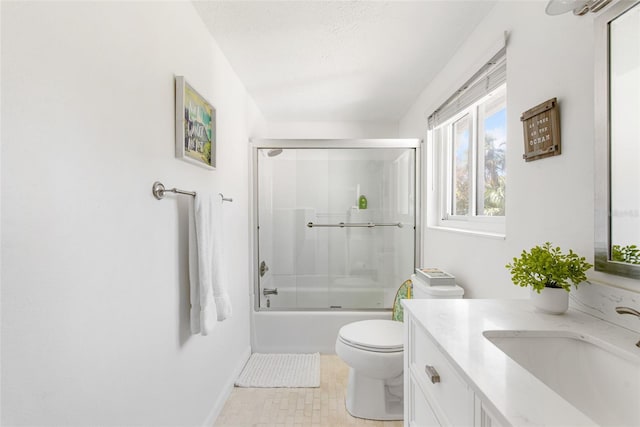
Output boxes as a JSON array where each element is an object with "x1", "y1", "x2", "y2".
[{"x1": 193, "y1": 1, "x2": 496, "y2": 122}]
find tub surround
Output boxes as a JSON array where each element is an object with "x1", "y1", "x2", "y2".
[{"x1": 402, "y1": 298, "x2": 640, "y2": 426}]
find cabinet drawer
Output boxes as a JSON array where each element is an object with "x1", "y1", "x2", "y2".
[
  {"x1": 408, "y1": 375, "x2": 441, "y2": 427},
  {"x1": 409, "y1": 318, "x2": 473, "y2": 426}
]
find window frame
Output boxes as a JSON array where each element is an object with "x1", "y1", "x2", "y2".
[{"x1": 433, "y1": 84, "x2": 507, "y2": 236}]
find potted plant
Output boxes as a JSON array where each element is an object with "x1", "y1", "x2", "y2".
[{"x1": 506, "y1": 242, "x2": 592, "y2": 314}]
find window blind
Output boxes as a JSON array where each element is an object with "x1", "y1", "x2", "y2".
[{"x1": 427, "y1": 47, "x2": 507, "y2": 130}]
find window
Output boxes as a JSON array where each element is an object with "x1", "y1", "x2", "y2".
[
  {"x1": 428, "y1": 48, "x2": 506, "y2": 235},
  {"x1": 477, "y1": 88, "x2": 506, "y2": 217}
]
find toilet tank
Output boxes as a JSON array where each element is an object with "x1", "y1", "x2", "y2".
[{"x1": 410, "y1": 274, "x2": 464, "y2": 299}]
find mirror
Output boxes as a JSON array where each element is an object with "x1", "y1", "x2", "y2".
[{"x1": 595, "y1": 0, "x2": 640, "y2": 278}]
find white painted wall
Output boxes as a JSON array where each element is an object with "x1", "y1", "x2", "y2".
[
  {"x1": 1, "y1": 2, "x2": 264, "y2": 425},
  {"x1": 263, "y1": 121, "x2": 399, "y2": 139},
  {"x1": 400, "y1": 1, "x2": 640, "y2": 297}
]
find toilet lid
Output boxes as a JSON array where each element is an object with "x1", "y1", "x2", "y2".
[{"x1": 338, "y1": 320, "x2": 403, "y2": 352}]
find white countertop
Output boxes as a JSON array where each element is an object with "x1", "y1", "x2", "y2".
[{"x1": 402, "y1": 299, "x2": 640, "y2": 426}]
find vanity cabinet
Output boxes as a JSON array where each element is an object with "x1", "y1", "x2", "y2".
[{"x1": 404, "y1": 313, "x2": 504, "y2": 427}]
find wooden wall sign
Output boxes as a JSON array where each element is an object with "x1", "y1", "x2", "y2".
[{"x1": 520, "y1": 97, "x2": 561, "y2": 162}]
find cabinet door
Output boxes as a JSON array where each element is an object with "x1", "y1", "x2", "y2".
[
  {"x1": 480, "y1": 403, "x2": 505, "y2": 427},
  {"x1": 408, "y1": 376, "x2": 441, "y2": 427},
  {"x1": 474, "y1": 396, "x2": 505, "y2": 427}
]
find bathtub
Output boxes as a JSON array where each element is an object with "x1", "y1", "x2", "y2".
[
  {"x1": 252, "y1": 276, "x2": 403, "y2": 353},
  {"x1": 251, "y1": 302, "x2": 390, "y2": 354}
]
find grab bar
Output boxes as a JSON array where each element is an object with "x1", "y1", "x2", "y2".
[{"x1": 306, "y1": 222, "x2": 403, "y2": 228}]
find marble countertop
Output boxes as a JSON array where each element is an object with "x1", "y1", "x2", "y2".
[{"x1": 402, "y1": 299, "x2": 640, "y2": 426}]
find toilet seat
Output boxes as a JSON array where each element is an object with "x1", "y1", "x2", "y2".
[{"x1": 338, "y1": 320, "x2": 403, "y2": 353}]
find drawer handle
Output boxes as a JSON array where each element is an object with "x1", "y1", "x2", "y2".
[{"x1": 425, "y1": 365, "x2": 440, "y2": 384}]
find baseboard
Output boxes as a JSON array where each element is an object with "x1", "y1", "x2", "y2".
[{"x1": 203, "y1": 345, "x2": 251, "y2": 427}]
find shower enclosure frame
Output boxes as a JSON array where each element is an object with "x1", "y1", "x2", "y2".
[{"x1": 250, "y1": 138, "x2": 422, "y2": 312}]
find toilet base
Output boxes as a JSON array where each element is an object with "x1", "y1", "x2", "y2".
[{"x1": 344, "y1": 368, "x2": 403, "y2": 421}]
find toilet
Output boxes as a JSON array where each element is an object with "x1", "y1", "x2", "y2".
[{"x1": 335, "y1": 274, "x2": 464, "y2": 421}]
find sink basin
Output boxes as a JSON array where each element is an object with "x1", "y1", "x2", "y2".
[{"x1": 483, "y1": 330, "x2": 640, "y2": 426}]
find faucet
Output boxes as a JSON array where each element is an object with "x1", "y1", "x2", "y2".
[{"x1": 615, "y1": 306, "x2": 640, "y2": 348}]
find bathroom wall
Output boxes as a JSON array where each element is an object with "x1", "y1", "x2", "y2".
[
  {"x1": 262, "y1": 120, "x2": 399, "y2": 139},
  {"x1": 400, "y1": 1, "x2": 640, "y2": 298},
  {"x1": 1, "y1": 2, "x2": 264, "y2": 425}
]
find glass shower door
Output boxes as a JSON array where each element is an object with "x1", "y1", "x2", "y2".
[{"x1": 257, "y1": 147, "x2": 415, "y2": 310}]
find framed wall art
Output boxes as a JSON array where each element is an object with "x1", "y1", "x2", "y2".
[
  {"x1": 175, "y1": 76, "x2": 216, "y2": 170},
  {"x1": 520, "y1": 97, "x2": 561, "y2": 162}
]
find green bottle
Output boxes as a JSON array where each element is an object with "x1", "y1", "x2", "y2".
[{"x1": 358, "y1": 195, "x2": 368, "y2": 210}]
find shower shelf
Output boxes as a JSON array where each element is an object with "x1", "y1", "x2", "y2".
[{"x1": 306, "y1": 222, "x2": 403, "y2": 228}]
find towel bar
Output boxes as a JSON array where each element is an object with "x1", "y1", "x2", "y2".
[{"x1": 152, "y1": 181, "x2": 232, "y2": 202}]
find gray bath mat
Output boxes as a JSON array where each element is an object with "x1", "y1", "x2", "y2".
[{"x1": 235, "y1": 353, "x2": 320, "y2": 388}]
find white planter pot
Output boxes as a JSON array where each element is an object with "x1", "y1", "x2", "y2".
[{"x1": 530, "y1": 287, "x2": 569, "y2": 314}]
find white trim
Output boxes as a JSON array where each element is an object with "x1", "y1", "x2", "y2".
[
  {"x1": 203, "y1": 346, "x2": 251, "y2": 427},
  {"x1": 426, "y1": 225, "x2": 506, "y2": 240},
  {"x1": 437, "y1": 214, "x2": 505, "y2": 235}
]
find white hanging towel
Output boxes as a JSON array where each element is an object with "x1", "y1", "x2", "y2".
[{"x1": 189, "y1": 193, "x2": 232, "y2": 335}]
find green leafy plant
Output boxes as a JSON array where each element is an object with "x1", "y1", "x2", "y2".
[
  {"x1": 506, "y1": 242, "x2": 592, "y2": 293},
  {"x1": 612, "y1": 244, "x2": 640, "y2": 265}
]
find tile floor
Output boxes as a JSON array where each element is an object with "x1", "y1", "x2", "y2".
[{"x1": 214, "y1": 354, "x2": 403, "y2": 427}]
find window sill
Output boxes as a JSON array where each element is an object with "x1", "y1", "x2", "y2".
[{"x1": 426, "y1": 225, "x2": 506, "y2": 240}]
